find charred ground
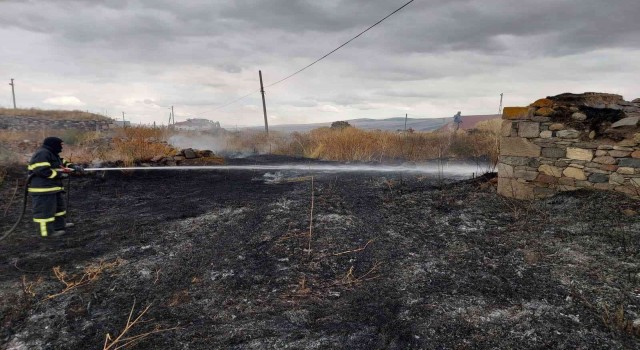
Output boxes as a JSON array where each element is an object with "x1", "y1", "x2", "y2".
[{"x1": 1, "y1": 156, "x2": 639, "y2": 349}]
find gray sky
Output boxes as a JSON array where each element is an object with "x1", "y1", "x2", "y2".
[{"x1": 1, "y1": 0, "x2": 639, "y2": 127}]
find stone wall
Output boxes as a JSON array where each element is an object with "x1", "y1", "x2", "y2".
[
  {"x1": 0, "y1": 116, "x2": 110, "y2": 132},
  {"x1": 497, "y1": 92, "x2": 640, "y2": 199}
]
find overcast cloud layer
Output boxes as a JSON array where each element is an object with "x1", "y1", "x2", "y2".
[{"x1": 1, "y1": 0, "x2": 639, "y2": 126}]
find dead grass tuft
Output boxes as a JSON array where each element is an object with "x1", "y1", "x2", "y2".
[
  {"x1": 47, "y1": 258, "x2": 124, "y2": 299},
  {"x1": 340, "y1": 261, "x2": 383, "y2": 286},
  {"x1": 103, "y1": 300, "x2": 180, "y2": 350}
]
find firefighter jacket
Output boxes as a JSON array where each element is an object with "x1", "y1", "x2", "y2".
[{"x1": 27, "y1": 145, "x2": 73, "y2": 195}]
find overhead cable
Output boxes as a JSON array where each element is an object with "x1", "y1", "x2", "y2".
[
  {"x1": 266, "y1": 0, "x2": 415, "y2": 88},
  {"x1": 193, "y1": 0, "x2": 415, "y2": 116}
]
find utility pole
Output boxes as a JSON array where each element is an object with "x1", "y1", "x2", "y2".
[
  {"x1": 404, "y1": 113, "x2": 408, "y2": 133},
  {"x1": 259, "y1": 70, "x2": 269, "y2": 135},
  {"x1": 122, "y1": 111, "x2": 126, "y2": 128},
  {"x1": 171, "y1": 105, "x2": 175, "y2": 125},
  {"x1": 499, "y1": 93, "x2": 504, "y2": 114},
  {"x1": 9, "y1": 78, "x2": 16, "y2": 109}
]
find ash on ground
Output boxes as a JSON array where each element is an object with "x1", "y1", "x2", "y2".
[{"x1": 1, "y1": 159, "x2": 639, "y2": 349}]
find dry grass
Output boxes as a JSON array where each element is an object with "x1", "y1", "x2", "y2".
[
  {"x1": 264, "y1": 126, "x2": 500, "y2": 163},
  {"x1": 103, "y1": 300, "x2": 180, "y2": 350},
  {"x1": 57, "y1": 126, "x2": 176, "y2": 165},
  {"x1": 0, "y1": 108, "x2": 111, "y2": 121},
  {"x1": 47, "y1": 258, "x2": 124, "y2": 299}
]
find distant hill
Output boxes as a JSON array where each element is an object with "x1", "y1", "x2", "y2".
[{"x1": 245, "y1": 115, "x2": 500, "y2": 133}]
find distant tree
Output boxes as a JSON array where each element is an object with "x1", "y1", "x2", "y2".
[{"x1": 330, "y1": 121, "x2": 351, "y2": 129}]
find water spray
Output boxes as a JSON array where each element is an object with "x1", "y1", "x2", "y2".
[{"x1": 81, "y1": 163, "x2": 487, "y2": 177}]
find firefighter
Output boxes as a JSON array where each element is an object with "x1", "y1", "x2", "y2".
[{"x1": 27, "y1": 137, "x2": 83, "y2": 238}]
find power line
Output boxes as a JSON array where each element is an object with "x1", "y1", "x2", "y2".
[
  {"x1": 266, "y1": 0, "x2": 415, "y2": 88},
  {"x1": 192, "y1": 0, "x2": 415, "y2": 117},
  {"x1": 190, "y1": 89, "x2": 260, "y2": 117}
]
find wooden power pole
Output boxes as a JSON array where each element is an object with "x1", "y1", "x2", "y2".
[
  {"x1": 499, "y1": 93, "x2": 504, "y2": 114},
  {"x1": 259, "y1": 70, "x2": 269, "y2": 135},
  {"x1": 9, "y1": 78, "x2": 16, "y2": 109}
]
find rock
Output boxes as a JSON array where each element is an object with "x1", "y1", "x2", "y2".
[
  {"x1": 501, "y1": 121, "x2": 512, "y2": 137},
  {"x1": 617, "y1": 167, "x2": 635, "y2": 175},
  {"x1": 174, "y1": 156, "x2": 185, "y2": 161},
  {"x1": 600, "y1": 164, "x2": 618, "y2": 172},
  {"x1": 613, "y1": 146, "x2": 634, "y2": 151},
  {"x1": 632, "y1": 150, "x2": 640, "y2": 158},
  {"x1": 569, "y1": 163, "x2": 585, "y2": 169},
  {"x1": 539, "y1": 164, "x2": 563, "y2": 177},
  {"x1": 631, "y1": 178, "x2": 640, "y2": 188},
  {"x1": 597, "y1": 145, "x2": 614, "y2": 150},
  {"x1": 572, "y1": 142, "x2": 598, "y2": 149},
  {"x1": 608, "y1": 150, "x2": 631, "y2": 157},
  {"x1": 497, "y1": 178, "x2": 534, "y2": 199},
  {"x1": 571, "y1": 112, "x2": 587, "y2": 121},
  {"x1": 514, "y1": 169, "x2": 538, "y2": 181},
  {"x1": 563, "y1": 167, "x2": 587, "y2": 180},
  {"x1": 588, "y1": 131, "x2": 596, "y2": 139},
  {"x1": 615, "y1": 186, "x2": 638, "y2": 196},
  {"x1": 566, "y1": 148, "x2": 593, "y2": 161},
  {"x1": 622, "y1": 209, "x2": 637, "y2": 216},
  {"x1": 499, "y1": 156, "x2": 537, "y2": 166},
  {"x1": 503, "y1": 107, "x2": 530, "y2": 120},
  {"x1": 500, "y1": 137, "x2": 541, "y2": 157},
  {"x1": 617, "y1": 139, "x2": 638, "y2": 147},
  {"x1": 558, "y1": 177, "x2": 575, "y2": 186},
  {"x1": 611, "y1": 116, "x2": 639, "y2": 128},
  {"x1": 518, "y1": 122, "x2": 540, "y2": 138},
  {"x1": 619, "y1": 158, "x2": 640, "y2": 167},
  {"x1": 535, "y1": 107, "x2": 555, "y2": 117},
  {"x1": 541, "y1": 147, "x2": 566, "y2": 158},
  {"x1": 531, "y1": 98, "x2": 554, "y2": 108},
  {"x1": 576, "y1": 180, "x2": 593, "y2": 188},
  {"x1": 497, "y1": 163, "x2": 514, "y2": 178},
  {"x1": 557, "y1": 130, "x2": 580, "y2": 138},
  {"x1": 593, "y1": 183, "x2": 614, "y2": 190},
  {"x1": 531, "y1": 116, "x2": 551, "y2": 122},
  {"x1": 588, "y1": 173, "x2": 609, "y2": 183},
  {"x1": 183, "y1": 148, "x2": 197, "y2": 159},
  {"x1": 536, "y1": 174, "x2": 557, "y2": 184},
  {"x1": 592, "y1": 156, "x2": 617, "y2": 165},
  {"x1": 540, "y1": 130, "x2": 553, "y2": 138},
  {"x1": 595, "y1": 150, "x2": 608, "y2": 156},
  {"x1": 151, "y1": 155, "x2": 164, "y2": 162},
  {"x1": 548, "y1": 123, "x2": 564, "y2": 131},
  {"x1": 584, "y1": 167, "x2": 608, "y2": 174},
  {"x1": 609, "y1": 173, "x2": 625, "y2": 185}
]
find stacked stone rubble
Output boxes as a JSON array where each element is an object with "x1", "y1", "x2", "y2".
[
  {"x1": 498, "y1": 92, "x2": 640, "y2": 199},
  {"x1": 0, "y1": 116, "x2": 110, "y2": 131}
]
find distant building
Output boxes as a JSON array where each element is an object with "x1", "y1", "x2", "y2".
[
  {"x1": 111, "y1": 120, "x2": 131, "y2": 128},
  {"x1": 174, "y1": 118, "x2": 221, "y2": 131}
]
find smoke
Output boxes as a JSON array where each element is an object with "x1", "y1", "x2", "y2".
[{"x1": 168, "y1": 134, "x2": 228, "y2": 153}]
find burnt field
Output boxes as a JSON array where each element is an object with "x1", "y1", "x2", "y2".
[{"x1": 1, "y1": 157, "x2": 640, "y2": 349}]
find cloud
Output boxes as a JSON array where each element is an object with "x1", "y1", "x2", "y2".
[
  {"x1": 1, "y1": 0, "x2": 639, "y2": 125},
  {"x1": 43, "y1": 96, "x2": 86, "y2": 107}
]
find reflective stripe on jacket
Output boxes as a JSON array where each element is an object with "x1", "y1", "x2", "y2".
[{"x1": 28, "y1": 146, "x2": 66, "y2": 195}]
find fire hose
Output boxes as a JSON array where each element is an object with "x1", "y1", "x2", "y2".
[{"x1": 1, "y1": 170, "x2": 72, "y2": 242}]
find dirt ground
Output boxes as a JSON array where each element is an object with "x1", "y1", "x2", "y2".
[{"x1": 1, "y1": 156, "x2": 639, "y2": 349}]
